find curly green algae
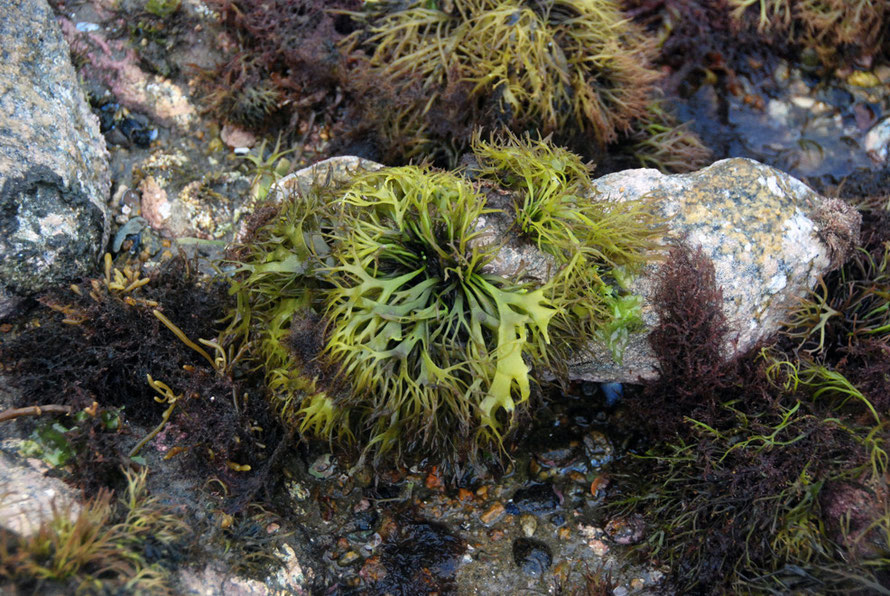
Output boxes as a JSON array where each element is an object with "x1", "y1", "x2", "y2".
[{"x1": 226, "y1": 137, "x2": 661, "y2": 464}]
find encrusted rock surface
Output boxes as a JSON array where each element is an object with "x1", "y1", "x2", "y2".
[
  {"x1": 0, "y1": 0, "x2": 110, "y2": 318},
  {"x1": 256, "y1": 156, "x2": 860, "y2": 383}
]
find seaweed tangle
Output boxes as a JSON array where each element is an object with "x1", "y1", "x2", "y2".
[
  {"x1": 339, "y1": 0, "x2": 662, "y2": 165},
  {"x1": 225, "y1": 136, "x2": 662, "y2": 466}
]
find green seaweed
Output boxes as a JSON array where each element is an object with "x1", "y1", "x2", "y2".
[
  {"x1": 226, "y1": 137, "x2": 661, "y2": 465},
  {"x1": 342, "y1": 0, "x2": 661, "y2": 164}
]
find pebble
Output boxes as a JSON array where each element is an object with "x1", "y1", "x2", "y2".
[
  {"x1": 848, "y1": 71, "x2": 881, "y2": 88},
  {"x1": 479, "y1": 502, "x2": 505, "y2": 525},
  {"x1": 588, "y1": 538, "x2": 608, "y2": 556},
  {"x1": 512, "y1": 537, "x2": 552, "y2": 577},
  {"x1": 605, "y1": 514, "x2": 646, "y2": 545},
  {"x1": 338, "y1": 551, "x2": 360, "y2": 566},
  {"x1": 583, "y1": 431, "x2": 614, "y2": 468},
  {"x1": 519, "y1": 514, "x2": 537, "y2": 537},
  {"x1": 599, "y1": 382, "x2": 623, "y2": 405},
  {"x1": 790, "y1": 96, "x2": 815, "y2": 109},
  {"x1": 864, "y1": 117, "x2": 890, "y2": 161},
  {"x1": 507, "y1": 483, "x2": 560, "y2": 515}
]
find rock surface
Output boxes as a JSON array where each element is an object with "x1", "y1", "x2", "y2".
[
  {"x1": 0, "y1": 450, "x2": 81, "y2": 539},
  {"x1": 261, "y1": 156, "x2": 860, "y2": 383},
  {"x1": 0, "y1": 0, "x2": 110, "y2": 318},
  {"x1": 567, "y1": 157, "x2": 860, "y2": 381}
]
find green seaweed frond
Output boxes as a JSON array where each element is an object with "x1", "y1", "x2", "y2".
[
  {"x1": 472, "y1": 132, "x2": 661, "y2": 354},
  {"x1": 228, "y1": 138, "x2": 663, "y2": 464},
  {"x1": 321, "y1": 167, "x2": 555, "y2": 458}
]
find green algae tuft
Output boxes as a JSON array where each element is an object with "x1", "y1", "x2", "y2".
[{"x1": 226, "y1": 137, "x2": 662, "y2": 466}]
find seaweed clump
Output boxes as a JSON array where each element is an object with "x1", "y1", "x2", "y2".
[
  {"x1": 199, "y1": 0, "x2": 361, "y2": 130},
  {"x1": 339, "y1": 0, "x2": 662, "y2": 165},
  {"x1": 729, "y1": 0, "x2": 888, "y2": 64},
  {"x1": 0, "y1": 469, "x2": 189, "y2": 594},
  {"x1": 0, "y1": 255, "x2": 284, "y2": 505},
  {"x1": 226, "y1": 136, "x2": 662, "y2": 466},
  {"x1": 610, "y1": 243, "x2": 890, "y2": 592}
]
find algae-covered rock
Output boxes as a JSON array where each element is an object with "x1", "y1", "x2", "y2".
[
  {"x1": 228, "y1": 137, "x2": 659, "y2": 464},
  {"x1": 0, "y1": 0, "x2": 110, "y2": 317},
  {"x1": 267, "y1": 156, "x2": 858, "y2": 388}
]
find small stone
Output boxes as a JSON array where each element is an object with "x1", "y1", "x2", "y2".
[
  {"x1": 508, "y1": 483, "x2": 560, "y2": 515},
  {"x1": 583, "y1": 431, "x2": 614, "y2": 468},
  {"x1": 480, "y1": 502, "x2": 505, "y2": 525},
  {"x1": 359, "y1": 555, "x2": 386, "y2": 582},
  {"x1": 605, "y1": 514, "x2": 646, "y2": 545},
  {"x1": 790, "y1": 96, "x2": 815, "y2": 109},
  {"x1": 875, "y1": 64, "x2": 890, "y2": 83},
  {"x1": 512, "y1": 537, "x2": 552, "y2": 577},
  {"x1": 220, "y1": 123, "x2": 256, "y2": 149},
  {"x1": 425, "y1": 466, "x2": 444, "y2": 490},
  {"x1": 848, "y1": 71, "x2": 881, "y2": 88},
  {"x1": 338, "y1": 551, "x2": 360, "y2": 566},
  {"x1": 588, "y1": 538, "x2": 608, "y2": 556},
  {"x1": 613, "y1": 586, "x2": 628, "y2": 596},
  {"x1": 139, "y1": 176, "x2": 171, "y2": 229},
  {"x1": 864, "y1": 117, "x2": 890, "y2": 162},
  {"x1": 520, "y1": 514, "x2": 537, "y2": 537},
  {"x1": 631, "y1": 578, "x2": 645, "y2": 589},
  {"x1": 557, "y1": 527, "x2": 570, "y2": 540}
]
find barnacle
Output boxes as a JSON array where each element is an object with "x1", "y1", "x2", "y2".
[{"x1": 227, "y1": 137, "x2": 662, "y2": 464}]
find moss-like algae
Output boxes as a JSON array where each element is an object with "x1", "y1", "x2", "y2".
[
  {"x1": 226, "y1": 137, "x2": 660, "y2": 466},
  {"x1": 0, "y1": 469, "x2": 189, "y2": 594},
  {"x1": 341, "y1": 0, "x2": 661, "y2": 164}
]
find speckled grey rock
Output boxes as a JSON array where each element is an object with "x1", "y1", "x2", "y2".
[
  {"x1": 565, "y1": 157, "x2": 860, "y2": 382},
  {"x1": 0, "y1": 0, "x2": 110, "y2": 318},
  {"x1": 0, "y1": 450, "x2": 81, "y2": 538},
  {"x1": 248, "y1": 157, "x2": 859, "y2": 384}
]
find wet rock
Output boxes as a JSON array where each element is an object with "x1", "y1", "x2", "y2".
[
  {"x1": 372, "y1": 516, "x2": 465, "y2": 594},
  {"x1": 820, "y1": 480, "x2": 889, "y2": 560},
  {"x1": 58, "y1": 18, "x2": 196, "y2": 130},
  {"x1": 512, "y1": 537, "x2": 552, "y2": 577},
  {"x1": 177, "y1": 563, "x2": 269, "y2": 596},
  {"x1": 0, "y1": 0, "x2": 110, "y2": 317},
  {"x1": 605, "y1": 514, "x2": 646, "y2": 545},
  {"x1": 864, "y1": 116, "x2": 890, "y2": 162},
  {"x1": 507, "y1": 483, "x2": 561, "y2": 515}
]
